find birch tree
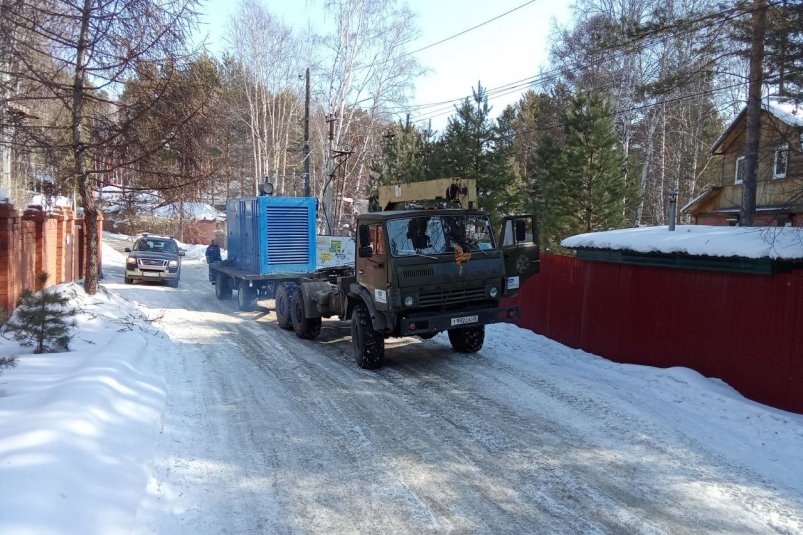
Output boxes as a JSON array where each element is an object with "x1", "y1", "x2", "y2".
[
  {"x1": 316, "y1": 0, "x2": 424, "y2": 234},
  {"x1": 227, "y1": 0, "x2": 306, "y2": 196}
]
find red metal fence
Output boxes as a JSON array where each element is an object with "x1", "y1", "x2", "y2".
[{"x1": 510, "y1": 253, "x2": 803, "y2": 413}]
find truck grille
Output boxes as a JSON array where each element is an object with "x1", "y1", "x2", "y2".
[
  {"x1": 139, "y1": 258, "x2": 167, "y2": 268},
  {"x1": 400, "y1": 267, "x2": 434, "y2": 280},
  {"x1": 418, "y1": 286, "x2": 487, "y2": 306},
  {"x1": 265, "y1": 206, "x2": 310, "y2": 264}
]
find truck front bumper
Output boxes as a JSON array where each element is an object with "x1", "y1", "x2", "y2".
[{"x1": 399, "y1": 305, "x2": 519, "y2": 336}]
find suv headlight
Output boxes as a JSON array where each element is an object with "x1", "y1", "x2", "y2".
[
  {"x1": 126, "y1": 256, "x2": 137, "y2": 265},
  {"x1": 489, "y1": 286, "x2": 499, "y2": 298},
  {"x1": 404, "y1": 295, "x2": 414, "y2": 307},
  {"x1": 168, "y1": 260, "x2": 179, "y2": 268}
]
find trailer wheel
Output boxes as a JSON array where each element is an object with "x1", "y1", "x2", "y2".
[
  {"x1": 215, "y1": 272, "x2": 232, "y2": 300},
  {"x1": 275, "y1": 284, "x2": 293, "y2": 330},
  {"x1": 291, "y1": 287, "x2": 321, "y2": 340},
  {"x1": 237, "y1": 282, "x2": 257, "y2": 311},
  {"x1": 447, "y1": 325, "x2": 485, "y2": 353},
  {"x1": 351, "y1": 304, "x2": 385, "y2": 369}
]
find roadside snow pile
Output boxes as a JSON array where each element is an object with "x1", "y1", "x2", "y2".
[
  {"x1": 562, "y1": 225, "x2": 803, "y2": 260},
  {"x1": 0, "y1": 282, "x2": 171, "y2": 535}
]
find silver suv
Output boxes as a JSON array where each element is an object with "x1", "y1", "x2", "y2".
[{"x1": 124, "y1": 234, "x2": 185, "y2": 287}]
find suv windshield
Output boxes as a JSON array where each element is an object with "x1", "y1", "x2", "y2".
[
  {"x1": 386, "y1": 214, "x2": 495, "y2": 257},
  {"x1": 134, "y1": 238, "x2": 178, "y2": 254}
]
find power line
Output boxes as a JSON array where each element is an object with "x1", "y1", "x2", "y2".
[
  {"x1": 394, "y1": 1, "x2": 783, "y2": 126},
  {"x1": 406, "y1": 0, "x2": 539, "y2": 57}
]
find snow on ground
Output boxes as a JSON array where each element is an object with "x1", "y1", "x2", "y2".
[
  {"x1": 0, "y1": 237, "x2": 801, "y2": 533},
  {"x1": 561, "y1": 225, "x2": 803, "y2": 259}
]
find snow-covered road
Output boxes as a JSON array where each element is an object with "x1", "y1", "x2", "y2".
[{"x1": 80, "y1": 237, "x2": 801, "y2": 534}]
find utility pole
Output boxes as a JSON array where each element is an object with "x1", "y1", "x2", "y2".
[
  {"x1": 302, "y1": 67, "x2": 310, "y2": 197},
  {"x1": 324, "y1": 113, "x2": 336, "y2": 234}
]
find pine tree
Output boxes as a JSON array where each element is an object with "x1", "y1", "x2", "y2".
[
  {"x1": 561, "y1": 91, "x2": 630, "y2": 234},
  {"x1": 373, "y1": 118, "x2": 426, "y2": 185},
  {"x1": 529, "y1": 134, "x2": 567, "y2": 250},
  {"x1": 534, "y1": 91, "x2": 630, "y2": 247},
  {"x1": 0, "y1": 308, "x2": 13, "y2": 373},
  {"x1": 431, "y1": 82, "x2": 513, "y2": 217},
  {"x1": 3, "y1": 273, "x2": 78, "y2": 354}
]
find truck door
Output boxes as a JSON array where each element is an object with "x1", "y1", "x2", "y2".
[
  {"x1": 356, "y1": 222, "x2": 390, "y2": 310},
  {"x1": 499, "y1": 215, "x2": 540, "y2": 295}
]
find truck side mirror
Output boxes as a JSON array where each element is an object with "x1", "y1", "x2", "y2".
[{"x1": 515, "y1": 219, "x2": 527, "y2": 242}]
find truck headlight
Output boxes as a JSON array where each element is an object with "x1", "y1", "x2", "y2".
[
  {"x1": 404, "y1": 296, "x2": 414, "y2": 307},
  {"x1": 489, "y1": 286, "x2": 499, "y2": 298},
  {"x1": 126, "y1": 257, "x2": 137, "y2": 265},
  {"x1": 168, "y1": 260, "x2": 179, "y2": 268}
]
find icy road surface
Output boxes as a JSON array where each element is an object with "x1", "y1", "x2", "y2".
[{"x1": 97, "y1": 239, "x2": 802, "y2": 534}]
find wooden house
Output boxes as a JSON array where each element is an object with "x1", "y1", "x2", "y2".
[{"x1": 684, "y1": 97, "x2": 803, "y2": 226}]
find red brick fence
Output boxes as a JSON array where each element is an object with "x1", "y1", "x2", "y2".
[{"x1": 0, "y1": 203, "x2": 102, "y2": 315}]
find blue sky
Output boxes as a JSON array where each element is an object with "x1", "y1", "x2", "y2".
[{"x1": 199, "y1": 0, "x2": 573, "y2": 131}]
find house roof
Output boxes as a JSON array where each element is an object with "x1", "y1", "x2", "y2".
[
  {"x1": 681, "y1": 187, "x2": 722, "y2": 214},
  {"x1": 710, "y1": 96, "x2": 803, "y2": 155}
]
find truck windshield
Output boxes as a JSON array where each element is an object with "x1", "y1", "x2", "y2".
[{"x1": 386, "y1": 214, "x2": 496, "y2": 257}]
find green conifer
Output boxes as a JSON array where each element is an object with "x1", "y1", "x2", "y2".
[{"x1": 3, "y1": 273, "x2": 77, "y2": 354}]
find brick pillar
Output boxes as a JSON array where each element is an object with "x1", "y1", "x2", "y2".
[
  {"x1": 0, "y1": 203, "x2": 21, "y2": 315},
  {"x1": 53, "y1": 207, "x2": 73, "y2": 284},
  {"x1": 22, "y1": 207, "x2": 47, "y2": 290}
]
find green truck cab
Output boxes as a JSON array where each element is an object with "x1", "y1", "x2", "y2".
[{"x1": 344, "y1": 205, "x2": 539, "y2": 368}]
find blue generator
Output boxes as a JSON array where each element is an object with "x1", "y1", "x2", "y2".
[{"x1": 226, "y1": 196, "x2": 317, "y2": 275}]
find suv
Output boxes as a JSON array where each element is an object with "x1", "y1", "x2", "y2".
[{"x1": 124, "y1": 234, "x2": 185, "y2": 287}]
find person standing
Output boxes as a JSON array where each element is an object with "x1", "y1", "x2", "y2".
[{"x1": 205, "y1": 239, "x2": 222, "y2": 282}]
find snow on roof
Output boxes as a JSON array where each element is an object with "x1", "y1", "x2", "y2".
[
  {"x1": 153, "y1": 202, "x2": 225, "y2": 221},
  {"x1": 765, "y1": 96, "x2": 803, "y2": 127},
  {"x1": 711, "y1": 96, "x2": 803, "y2": 154},
  {"x1": 561, "y1": 225, "x2": 803, "y2": 260}
]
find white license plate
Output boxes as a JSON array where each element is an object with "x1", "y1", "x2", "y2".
[
  {"x1": 142, "y1": 272, "x2": 160, "y2": 277},
  {"x1": 451, "y1": 315, "x2": 478, "y2": 326}
]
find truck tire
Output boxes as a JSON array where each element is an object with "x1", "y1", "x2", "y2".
[
  {"x1": 351, "y1": 304, "x2": 385, "y2": 369},
  {"x1": 291, "y1": 287, "x2": 321, "y2": 340},
  {"x1": 237, "y1": 283, "x2": 257, "y2": 311},
  {"x1": 215, "y1": 272, "x2": 232, "y2": 300},
  {"x1": 447, "y1": 325, "x2": 485, "y2": 353},
  {"x1": 275, "y1": 284, "x2": 293, "y2": 330}
]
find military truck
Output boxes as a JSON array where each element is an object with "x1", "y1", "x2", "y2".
[{"x1": 209, "y1": 178, "x2": 539, "y2": 368}]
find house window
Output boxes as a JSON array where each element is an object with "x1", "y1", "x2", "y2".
[
  {"x1": 774, "y1": 145, "x2": 788, "y2": 179},
  {"x1": 734, "y1": 155, "x2": 745, "y2": 184}
]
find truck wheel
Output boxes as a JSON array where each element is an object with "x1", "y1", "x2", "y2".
[
  {"x1": 447, "y1": 325, "x2": 485, "y2": 353},
  {"x1": 215, "y1": 272, "x2": 232, "y2": 300},
  {"x1": 351, "y1": 304, "x2": 384, "y2": 369},
  {"x1": 275, "y1": 284, "x2": 293, "y2": 330},
  {"x1": 291, "y1": 287, "x2": 321, "y2": 340},
  {"x1": 237, "y1": 283, "x2": 257, "y2": 311}
]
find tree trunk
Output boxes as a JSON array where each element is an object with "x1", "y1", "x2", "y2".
[
  {"x1": 74, "y1": 0, "x2": 99, "y2": 295},
  {"x1": 740, "y1": 0, "x2": 767, "y2": 227}
]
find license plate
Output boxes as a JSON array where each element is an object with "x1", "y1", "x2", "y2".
[
  {"x1": 142, "y1": 272, "x2": 160, "y2": 277},
  {"x1": 451, "y1": 315, "x2": 478, "y2": 326}
]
